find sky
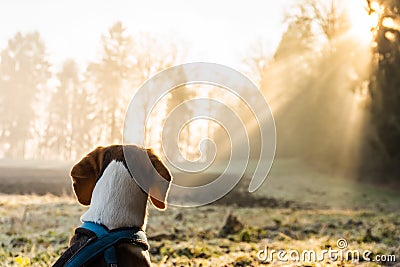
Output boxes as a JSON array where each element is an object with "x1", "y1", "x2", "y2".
[{"x1": 0, "y1": 0, "x2": 293, "y2": 70}]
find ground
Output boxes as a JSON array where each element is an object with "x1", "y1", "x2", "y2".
[{"x1": 0, "y1": 159, "x2": 399, "y2": 266}]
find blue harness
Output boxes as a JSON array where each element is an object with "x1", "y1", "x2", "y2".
[{"x1": 53, "y1": 222, "x2": 149, "y2": 267}]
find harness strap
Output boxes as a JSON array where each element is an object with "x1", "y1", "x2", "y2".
[
  {"x1": 53, "y1": 222, "x2": 148, "y2": 267},
  {"x1": 79, "y1": 222, "x2": 118, "y2": 266}
]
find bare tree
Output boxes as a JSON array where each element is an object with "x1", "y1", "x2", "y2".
[
  {"x1": 287, "y1": 0, "x2": 350, "y2": 48},
  {"x1": 131, "y1": 33, "x2": 178, "y2": 84}
]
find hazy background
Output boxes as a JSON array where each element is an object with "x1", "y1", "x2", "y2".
[{"x1": 0, "y1": 0, "x2": 399, "y2": 189}]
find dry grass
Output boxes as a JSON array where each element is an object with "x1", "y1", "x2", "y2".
[
  {"x1": 0, "y1": 193, "x2": 398, "y2": 267},
  {"x1": 0, "y1": 159, "x2": 398, "y2": 266}
]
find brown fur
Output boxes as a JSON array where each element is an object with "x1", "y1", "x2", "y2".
[{"x1": 70, "y1": 145, "x2": 172, "y2": 208}]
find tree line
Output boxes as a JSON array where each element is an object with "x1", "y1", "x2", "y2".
[{"x1": 0, "y1": 22, "x2": 186, "y2": 160}]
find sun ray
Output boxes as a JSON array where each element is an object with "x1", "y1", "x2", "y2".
[{"x1": 345, "y1": 0, "x2": 381, "y2": 44}]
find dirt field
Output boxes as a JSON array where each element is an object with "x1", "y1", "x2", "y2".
[{"x1": 0, "y1": 159, "x2": 399, "y2": 266}]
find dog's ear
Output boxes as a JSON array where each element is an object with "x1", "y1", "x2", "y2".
[
  {"x1": 146, "y1": 149, "x2": 172, "y2": 210},
  {"x1": 70, "y1": 146, "x2": 106, "y2": 206}
]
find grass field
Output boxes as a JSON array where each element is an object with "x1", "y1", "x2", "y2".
[{"x1": 0, "y1": 159, "x2": 399, "y2": 266}]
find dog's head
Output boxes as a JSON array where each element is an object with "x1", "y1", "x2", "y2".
[{"x1": 70, "y1": 145, "x2": 172, "y2": 210}]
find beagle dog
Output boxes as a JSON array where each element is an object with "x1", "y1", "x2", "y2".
[{"x1": 56, "y1": 145, "x2": 172, "y2": 267}]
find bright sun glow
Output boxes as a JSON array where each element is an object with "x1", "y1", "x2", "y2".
[{"x1": 346, "y1": 0, "x2": 381, "y2": 43}]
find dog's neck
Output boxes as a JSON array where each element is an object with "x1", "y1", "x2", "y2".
[{"x1": 81, "y1": 160, "x2": 148, "y2": 230}]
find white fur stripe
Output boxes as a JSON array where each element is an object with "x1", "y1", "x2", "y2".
[{"x1": 81, "y1": 160, "x2": 148, "y2": 230}]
